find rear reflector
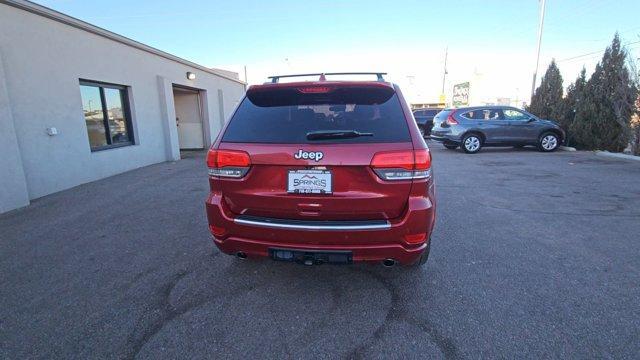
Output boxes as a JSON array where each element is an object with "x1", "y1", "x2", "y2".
[
  {"x1": 370, "y1": 149, "x2": 431, "y2": 181},
  {"x1": 404, "y1": 233, "x2": 427, "y2": 244},
  {"x1": 207, "y1": 149, "x2": 251, "y2": 178},
  {"x1": 209, "y1": 225, "x2": 226, "y2": 237}
]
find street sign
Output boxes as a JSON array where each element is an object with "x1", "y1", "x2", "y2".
[{"x1": 452, "y1": 82, "x2": 470, "y2": 106}]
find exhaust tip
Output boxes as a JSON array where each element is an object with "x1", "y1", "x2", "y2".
[
  {"x1": 382, "y1": 259, "x2": 396, "y2": 267},
  {"x1": 236, "y1": 252, "x2": 247, "y2": 260}
]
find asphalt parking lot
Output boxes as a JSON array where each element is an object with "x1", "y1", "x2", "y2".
[{"x1": 1, "y1": 142, "x2": 639, "y2": 359}]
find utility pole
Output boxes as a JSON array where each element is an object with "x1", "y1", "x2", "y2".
[
  {"x1": 441, "y1": 47, "x2": 448, "y2": 95},
  {"x1": 531, "y1": 0, "x2": 547, "y2": 101},
  {"x1": 244, "y1": 65, "x2": 248, "y2": 83}
]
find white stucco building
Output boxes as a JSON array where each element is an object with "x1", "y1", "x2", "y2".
[{"x1": 0, "y1": 0, "x2": 246, "y2": 213}]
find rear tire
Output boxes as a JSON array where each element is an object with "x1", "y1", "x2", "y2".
[
  {"x1": 413, "y1": 239, "x2": 431, "y2": 267},
  {"x1": 461, "y1": 133, "x2": 482, "y2": 154},
  {"x1": 538, "y1": 132, "x2": 559, "y2": 152},
  {"x1": 444, "y1": 144, "x2": 458, "y2": 150}
]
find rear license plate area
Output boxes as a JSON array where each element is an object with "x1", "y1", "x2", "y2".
[
  {"x1": 269, "y1": 248, "x2": 352, "y2": 265},
  {"x1": 287, "y1": 170, "x2": 332, "y2": 194}
]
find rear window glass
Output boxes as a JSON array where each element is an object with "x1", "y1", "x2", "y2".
[
  {"x1": 461, "y1": 109, "x2": 502, "y2": 120},
  {"x1": 221, "y1": 86, "x2": 411, "y2": 144}
]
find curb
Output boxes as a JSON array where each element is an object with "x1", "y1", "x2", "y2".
[
  {"x1": 595, "y1": 151, "x2": 640, "y2": 162},
  {"x1": 559, "y1": 146, "x2": 576, "y2": 152}
]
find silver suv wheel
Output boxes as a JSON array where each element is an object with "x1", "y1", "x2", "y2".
[
  {"x1": 463, "y1": 135, "x2": 481, "y2": 153},
  {"x1": 539, "y1": 133, "x2": 559, "y2": 152}
]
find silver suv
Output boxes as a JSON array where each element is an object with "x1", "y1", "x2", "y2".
[{"x1": 430, "y1": 106, "x2": 565, "y2": 154}]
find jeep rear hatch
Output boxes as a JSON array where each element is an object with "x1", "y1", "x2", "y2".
[{"x1": 211, "y1": 83, "x2": 418, "y2": 221}]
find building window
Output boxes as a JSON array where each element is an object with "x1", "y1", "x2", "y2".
[{"x1": 79, "y1": 80, "x2": 133, "y2": 151}]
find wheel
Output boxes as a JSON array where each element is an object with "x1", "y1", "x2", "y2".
[
  {"x1": 461, "y1": 133, "x2": 482, "y2": 154},
  {"x1": 418, "y1": 126, "x2": 426, "y2": 137},
  {"x1": 538, "y1": 132, "x2": 559, "y2": 152},
  {"x1": 444, "y1": 144, "x2": 458, "y2": 150},
  {"x1": 413, "y1": 239, "x2": 431, "y2": 267}
]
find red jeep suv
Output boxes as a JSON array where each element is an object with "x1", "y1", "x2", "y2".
[{"x1": 205, "y1": 72, "x2": 435, "y2": 266}]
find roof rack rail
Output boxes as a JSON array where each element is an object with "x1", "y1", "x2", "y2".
[{"x1": 267, "y1": 72, "x2": 387, "y2": 83}]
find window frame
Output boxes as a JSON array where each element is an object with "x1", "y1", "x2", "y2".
[
  {"x1": 502, "y1": 108, "x2": 531, "y2": 121},
  {"x1": 487, "y1": 108, "x2": 505, "y2": 120},
  {"x1": 460, "y1": 108, "x2": 505, "y2": 121},
  {"x1": 460, "y1": 109, "x2": 485, "y2": 120},
  {"x1": 80, "y1": 79, "x2": 134, "y2": 152}
]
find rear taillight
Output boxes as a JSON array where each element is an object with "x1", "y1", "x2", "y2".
[
  {"x1": 446, "y1": 110, "x2": 458, "y2": 125},
  {"x1": 206, "y1": 149, "x2": 251, "y2": 178},
  {"x1": 370, "y1": 149, "x2": 432, "y2": 181}
]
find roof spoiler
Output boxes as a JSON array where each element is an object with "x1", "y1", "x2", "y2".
[{"x1": 267, "y1": 72, "x2": 387, "y2": 83}]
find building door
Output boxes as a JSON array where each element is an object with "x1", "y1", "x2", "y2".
[{"x1": 173, "y1": 87, "x2": 204, "y2": 149}]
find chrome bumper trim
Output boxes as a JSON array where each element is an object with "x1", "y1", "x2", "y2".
[{"x1": 234, "y1": 217, "x2": 391, "y2": 231}]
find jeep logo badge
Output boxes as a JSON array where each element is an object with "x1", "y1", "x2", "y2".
[{"x1": 294, "y1": 149, "x2": 324, "y2": 162}]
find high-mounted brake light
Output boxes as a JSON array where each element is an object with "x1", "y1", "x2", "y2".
[
  {"x1": 207, "y1": 149, "x2": 251, "y2": 178},
  {"x1": 370, "y1": 149, "x2": 431, "y2": 181},
  {"x1": 446, "y1": 110, "x2": 458, "y2": 125},
  {"x1": 297, "y1": 86, "x2": 332, "y2": 94}
]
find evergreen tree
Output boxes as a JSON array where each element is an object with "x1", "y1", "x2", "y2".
[
  {"x1": 527, "y1": 59, "x2": 564, "y2": 121},
  {"x1": 628, "y1": 57, "x2": 640, "y2": 155},
  {"x1": 560, "y1": 68, "x2": 587, "y2": 144},
  {"x1": 571, "y1": 33, "x2": 638, "y2": 151},
  {"x1": 569, "y1": 65, "x2": 601, "y2": 149}
]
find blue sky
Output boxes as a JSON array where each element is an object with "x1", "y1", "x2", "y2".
[{"x1": 34, "y1": 0, "x2": 640, "y2": 103}]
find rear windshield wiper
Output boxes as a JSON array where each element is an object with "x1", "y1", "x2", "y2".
[{"x1": 306, "y1": 130, "x2": 374, "y2": 140}]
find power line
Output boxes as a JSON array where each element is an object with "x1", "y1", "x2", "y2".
[
  {"x1": 558, "y1": 48, "x2": 640, "y2": 66},
  {"x1": 563, "y1": 45, "x2": 640, "y2": 64},
  {"x1": 543, "y1": 0, "x2": 603, "y2": 29},
  {"x1": 557, "y1": 40, "x2": 640, "y2": 62}
]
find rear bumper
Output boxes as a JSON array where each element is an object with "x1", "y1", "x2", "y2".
[
  {"x1": 214, "y1": 237, "x2": 428, "y2": 265},
  {"x1": 205, "y1": 192, "x2": 435, "y2": 265},
  {"x1": 430, "y1": 134, "x2": 459, "y2": 144},
  {"x1": 430, "y1": 127, "x2": 463, "y2": 144}
]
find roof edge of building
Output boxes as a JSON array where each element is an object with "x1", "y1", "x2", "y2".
[{"x1": 0, "y1": 0, "x2": 246, "y2": 85}]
